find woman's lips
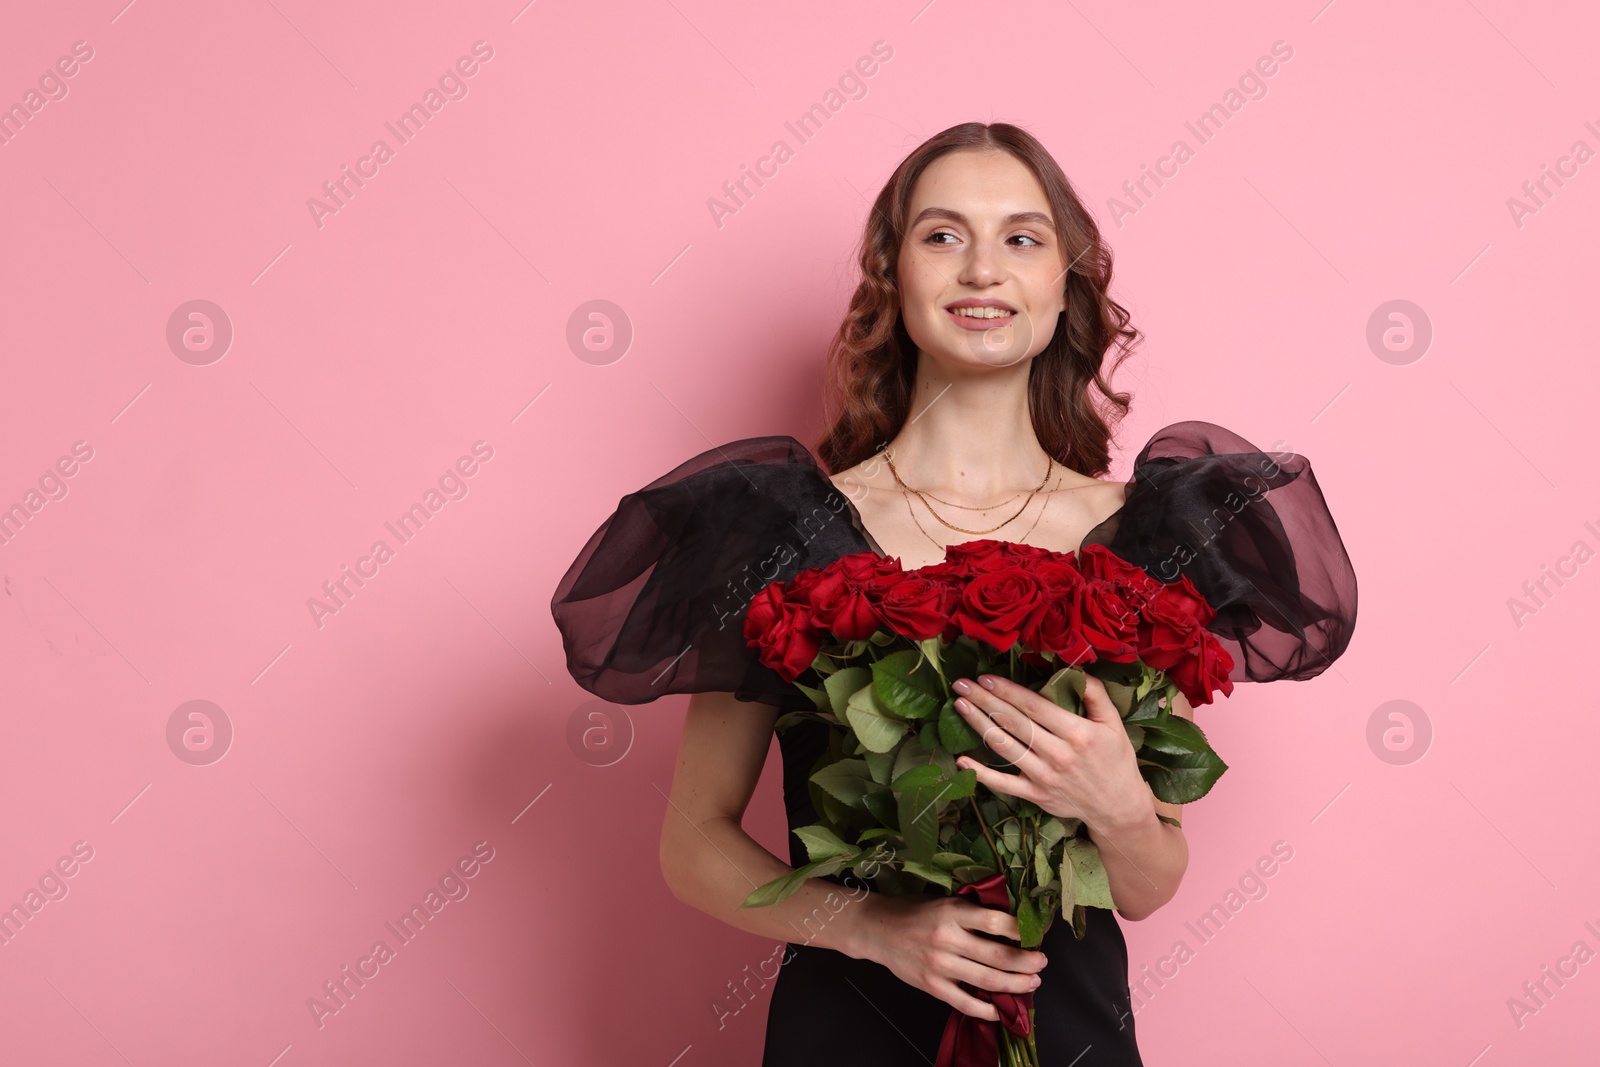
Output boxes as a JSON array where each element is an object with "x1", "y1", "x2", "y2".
[{"x1": 945, "y1": 308, "x2": 1017, "y2": 331}]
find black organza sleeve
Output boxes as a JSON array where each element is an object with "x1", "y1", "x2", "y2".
[
  {"x1": 1082, "y1": 421, "x2": 1357, "y2": 684},
  {"x1": 550, "y1": 436, "x2": 876, "y2": 710}
]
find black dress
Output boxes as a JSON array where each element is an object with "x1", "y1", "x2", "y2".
[{"x1": 550, "y1": 422, "x2": 1357, "y2": 1066}]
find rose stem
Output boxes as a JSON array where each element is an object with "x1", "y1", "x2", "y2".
[{"x1": 969, "y1": 796, "x2": 1002, "y2": 880}]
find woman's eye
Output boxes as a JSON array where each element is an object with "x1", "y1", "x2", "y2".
[{"x1": 923, "y1": 230, "x2": 1043, "y2": 248}]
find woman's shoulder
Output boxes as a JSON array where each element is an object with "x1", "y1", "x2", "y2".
[
  {"x1": 1097, "y1": 418, "x2": 1358, "y2": 685},
  {"x1": 549, "y1": 432, "x2": 872, "y2": 709},
  {"x1": 633, "y1": 434, "x2": 829, "y2": 492}
]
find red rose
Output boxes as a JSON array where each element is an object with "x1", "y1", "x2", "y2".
[
  {"x1": 1030, "y1": 559, "x2": 1084, "y2": 598},
  {"x1": 877, "y1": 574, "x2": 959, "y2": 641},
  {"x1": 743, "y1": 583, "x2": 822, "y2": 682},
  {"x1": 954, "y1": 566, "x2": 1046, "y2": 652},
  {"x1": 786, "y1": 565, "x2": 827, "y2": 603},
  {"x1": 1171, "y1": 631, "x2": 1235, "y2": 706},
  {"x1": 1077, "y1": 578, "x2": 1140, "y2": 663},
  {"x1": 1136, "y1": 585, "x2": 1234, "y2": 705},
  {"x1": 1076, "y1": 544, "x2": 1163, "y2": 609},
  {"x1": 914, "y1": 559, "x2": 970, "y2": 583},
  {"x1": 995, "y1": 542, "x2": 1058, "y2": 565},
  {"x1": 1023, "y1": 595, "x2": 1095, "y2": 666},
  {"x1": 1151, "y1": 572, "x2": 1217, "y2": 628},
  {"x1": 798, "y1": 554, "x2": 902, "y2": 641},
  {"x1": 832, "y1": 552, "x2": 908, "y2": 597},
  {"x1": 944, "y1": 540, "x2": 1019, "y2": 574}
]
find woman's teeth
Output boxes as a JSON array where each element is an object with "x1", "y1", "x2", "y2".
[{"x1": 950, "y1": 306, "x2": 1014, "y2": 319}]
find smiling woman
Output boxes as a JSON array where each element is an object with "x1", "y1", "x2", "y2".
[{"x1": 550, "y1": 121, "x2": 1356, "y2": 1067}]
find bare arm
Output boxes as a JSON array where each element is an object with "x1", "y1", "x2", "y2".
[
  {"x1": 1092, "y1": 688, "x2": 1194, "y2": 922},
  {"x1": 659, "y1": 689, "x2": 876, "y2": 957},
  {"x1": 659, "y1": 690, "x2": 1047, "y2": 1021}
]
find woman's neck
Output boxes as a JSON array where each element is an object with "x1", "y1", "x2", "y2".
[{"x1": 886, "y1": 362, "x2": 1057, "y2": 501}]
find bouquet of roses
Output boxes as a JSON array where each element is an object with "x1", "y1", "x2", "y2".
[{"x1": 736, "y1": 539, "x2": 1234, "y2": 1067}]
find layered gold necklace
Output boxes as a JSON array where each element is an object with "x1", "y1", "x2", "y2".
[{"x1": 882, "y1": 445, "x2": 1059, "y2": 551}]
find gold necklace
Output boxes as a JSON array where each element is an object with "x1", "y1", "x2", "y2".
[
  {"x1": 902, "y1": 473, "x2": 1062, "y2": 551},
  {"x1": 883, "y1": 447, "x2": 1054, "y2": 535},
  {"x1": 884, "y1": 452, "x2": 1028, "y2": 512}
]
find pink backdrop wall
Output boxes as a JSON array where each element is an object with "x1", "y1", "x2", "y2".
[{"x1": 3, "y1": 0, "x2": 1596, "y2": 1063}]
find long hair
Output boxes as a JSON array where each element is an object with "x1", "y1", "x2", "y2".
[{"x1": 814, "y1": 122, "x2": 1140, "y2": 478}]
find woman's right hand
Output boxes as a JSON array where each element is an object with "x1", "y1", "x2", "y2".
[{"x1": 848, "y1": 892, "x2": 1048, "y2": 1021}]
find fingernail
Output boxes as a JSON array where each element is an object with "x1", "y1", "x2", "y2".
[
  {"x1": 952, "y1": 678, "x2": 971, "y2": 694},
  {"x1": 978, "y1": 676, "x2": 996, "y2": 690},
  {"x1": 1029, "y1": 975, "x2": 1041, "y2": 988}
]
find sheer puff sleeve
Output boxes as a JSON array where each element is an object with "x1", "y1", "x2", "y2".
[
  {"x1": 1084, "y1": 420, "x2": 1358, "y2": 685},
  {"x1": 550, "y1": 436, "x2": 874, "y2": 710}
]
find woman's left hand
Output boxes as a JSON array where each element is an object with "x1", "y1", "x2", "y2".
[{"x1": 950, "y1": 673, "x2": 1152, "y2": 833}]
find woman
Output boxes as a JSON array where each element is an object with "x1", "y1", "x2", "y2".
[{"x1": 551, "y1": 122, "x2": 1356, "y2": 1065}]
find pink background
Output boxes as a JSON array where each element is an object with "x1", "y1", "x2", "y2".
[{"x1": 3, "y1": 0, "x2": 1597, "y2": 1064}]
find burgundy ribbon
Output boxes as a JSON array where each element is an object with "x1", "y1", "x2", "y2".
[{"x1": 934, "y1": 873, "x2": 1034, "y2": 1067}]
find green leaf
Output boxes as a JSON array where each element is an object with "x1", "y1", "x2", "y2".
[
  {"x1": 932, "y1": 850, "x2": 976, "y2": 871},
  {"x1": 899, "y1": 785, "x2": 954, "y2": 865},
  {"x1": 891, "y1": 763, "x2": 944, "y2": 791},
  {"x1": 863, "y1": 748, "x2": 897, "y2": 787},
  {"x1": 1098, "y1": 676, "x2": 1138, "y2": 717},
  {"x1": 772, "y1": 710, "x2": 822, "y2": 734},
  {"x1": 1125, "y1": 685, "x2": 1167, "y2": 724},
  {"x1": 890, "y1": 732, "x2": 930, "y2": 784},
  {"x1": 941, "y1": 637, "x2": 981, "y2": 690},
  {"x1": 812, "y1": 784, "x2": 853, "y2": 828},
  {"x1": 941, "y1": 768, "x2": 978, "y2": 801},
  {"x1": 891, "y1": 765, "x2": 975, "y2": 803},
  {"x1": 1062, "y1": 837, "x2": 1114, "y2": 910},
  {"x1": 1037, "y1": 817, "x2": 1068, "y2": 850},
  {"x1": 845, "y1": 684, "x2": 909, "y2": 753},
  {"x1": 917, "y1": 637, "x2": 944, "y2": 680},
  {"x1": 1092, "y1": 658, "x2": 1143, "y2": 687},
  {"x1": 1138, "y1": 716, "x2": 1228, "y2": 804},
  {"x1": 738, "y1": 854, "x2": 852, "y2": 909},
  {"x1": 1059, "y1": 831, "x2": 1074, "y2": 902},
  {"x1": 824, "y1": 666, "x2": 871, "y2": 717},
  {"x1": 793, "y1": 825, "x2": 860, "y2": 864},
  {"x1": 873, "y1": 649, "x2": 945, "y2": 720},
  {"x1": 862, "y1": 789, "x2": 899, "y2": 829},
  {"x1": 811, "y1": 759, "x2": 878, "y2": 809},
  {"x1": 902, "y1": 859, "x2": 953, "y2": 889},
  {"x1": 1016, "y1": 889, "x2": 1043, "y2": 949},
  {"x1": 1040, "y1": 667, "x2": 1086, "y2": 713},
  {"x1": 1123, "y1": 723, "x2": 1145, "y2": 749},
  {"x1": 938, "y1": 697, "x2": 983, "y2": 754},
  {"x1": 967, "y1": 831, "x2": 997, "y2": 870},
  {"x1": 1033, "y1": 840, "x2": 1052, "y2": 887},
  {"x1": 951, "y1": 864, "x2": 999, "y2": 884}
]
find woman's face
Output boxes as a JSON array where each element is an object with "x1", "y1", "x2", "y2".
[{"x1": 896, "y1": 148, "x2": 1067, "y2": 370}]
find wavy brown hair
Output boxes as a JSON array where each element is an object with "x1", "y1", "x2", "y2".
[{"x1": 814, "y1": 122, "x2": 1140, "y2": 479}]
